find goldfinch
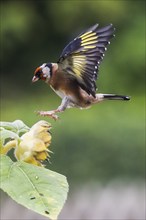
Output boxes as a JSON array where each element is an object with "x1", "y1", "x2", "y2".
[{"x1": 32, "y1": 24, "x2": 130, "y2": 120}]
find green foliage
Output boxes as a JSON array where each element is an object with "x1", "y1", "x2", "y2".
[
  {"x1": 0, "y1": 155, "x2": 68, "y2": 220},
  {"x1": 0, "y1": 120, "x2": 69, "y2": 219},
  {"x1": 0, "y1": 120, "x2": 29, "y2": 135},
  {"x1": 0, "y1": 120, "x2": 29, "y2": 155}
]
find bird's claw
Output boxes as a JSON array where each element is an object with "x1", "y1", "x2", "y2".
[{"x1": 36, "y1": 111, "x2": 59, "y2": 121}]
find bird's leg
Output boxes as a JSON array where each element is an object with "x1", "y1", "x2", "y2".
[
  {"x1": 37, "y1": 97, "x2": 70, "y2": 120},
  {"x1": 57, "y1": 96, "x2": 70, "y2": 112}
]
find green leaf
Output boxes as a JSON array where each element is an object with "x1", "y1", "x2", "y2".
[
  {"x1": 0, "y1": 155, "x2": 69, "y2": 219},
  {"x1": 0, "y1": 120, "x2": 29, "y2": 135},
  {"x1": 0, "y1": 128, "x2": 19, "y2": 145}
]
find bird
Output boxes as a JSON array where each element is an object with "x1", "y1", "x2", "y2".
[{"x1": 32, "y1": 23, "x2": 130, "y2": 120}]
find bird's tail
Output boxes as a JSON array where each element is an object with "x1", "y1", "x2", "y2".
[
  {"x1": 103, "y1": 94, "x2": 130, "y2": 101},
  {"x1": 94, "y1": 93, "x2": 130, "y2": 103}
]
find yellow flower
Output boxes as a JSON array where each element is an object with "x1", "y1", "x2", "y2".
[{"x1": 15, "y1": 121, "x2": 52, "y2": 166}]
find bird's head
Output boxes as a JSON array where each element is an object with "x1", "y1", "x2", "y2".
[{"x1": 32, "y1": 63, "x2": 52, "y2": 83}]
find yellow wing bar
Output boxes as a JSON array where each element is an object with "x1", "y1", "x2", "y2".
[
  {"x1": 80, "y1": 31, "x2": 96, "y2": 40},
  {"x1": 80, "y1": 31, "x2": 98, "y2": 49}
]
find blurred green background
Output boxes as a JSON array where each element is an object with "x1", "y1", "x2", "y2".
[{"x1": 1, "y1": 0, "x2": 145, "y2": 186}]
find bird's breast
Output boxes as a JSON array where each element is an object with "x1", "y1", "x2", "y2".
[
  {"x1": 49, "y1": 70, "x2": 92, "y2": 107},
  {"x1": 49, "y1": 71, "x2": 78, "y2": 101},
  {"x1": 50, "y1": 86, "x2": 66, "y2": 99}
]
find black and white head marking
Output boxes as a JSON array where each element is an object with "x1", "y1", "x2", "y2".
[{"x1": 41, "y1": 63, "x2": 52, "y2": 82}]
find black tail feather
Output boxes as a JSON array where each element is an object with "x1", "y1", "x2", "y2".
[{"x1": 103, "y1": 94, "x2": 130, "y2": 101}]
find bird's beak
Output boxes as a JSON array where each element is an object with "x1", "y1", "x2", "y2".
[{"x1": 32, "y1": 76, "x2": 39, "y2": 83}]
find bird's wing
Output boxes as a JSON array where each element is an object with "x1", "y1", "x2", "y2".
[{"x1": 57, "y1": 24, "x2": 115, "y2": 97}]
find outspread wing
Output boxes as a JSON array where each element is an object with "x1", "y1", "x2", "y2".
[{"x1": 57, "y1": 24, "x2": 115, "y2": 97}]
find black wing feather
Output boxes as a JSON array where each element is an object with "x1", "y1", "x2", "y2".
[{"x1": 58, "y1": 23, "x2": 115, "y2": 97}]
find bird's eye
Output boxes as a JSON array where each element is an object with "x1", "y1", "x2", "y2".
[{"x1": 35, "y1": 70, "x2": 42, "y2": 78}]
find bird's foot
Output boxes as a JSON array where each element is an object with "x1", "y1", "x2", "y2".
[{"x1": 36, "y1": 110, "x2": 59, "y2": 120}]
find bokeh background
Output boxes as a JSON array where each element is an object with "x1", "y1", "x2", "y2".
[{"x1": 1, "y1": 0, "x2": 145, "y2": 219}]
